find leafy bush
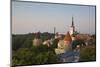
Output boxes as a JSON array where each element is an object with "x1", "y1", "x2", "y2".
[
  {"x1": 12, "y1": 45, "x2": 58, "y2": 66},
  {"x1": 79, "y1": 46, "x2": 96, "y2": 62}
]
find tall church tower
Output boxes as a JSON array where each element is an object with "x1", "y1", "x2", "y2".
[{"x1": 69, "y1": 16, "x2": 75, "y2": 40}]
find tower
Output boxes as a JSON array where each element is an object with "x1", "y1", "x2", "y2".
[
  {"x1": 69, "y1": 16, "x2": 75, "y2": 36},
  {"x1": 69, "y1": 16, "x2": 75, "y2": 40},
  {"x1": 33, "y1": 32, "x2": 42, "y2": 46}
]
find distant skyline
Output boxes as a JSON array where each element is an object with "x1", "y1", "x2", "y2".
[{"x1": 12, "y1": 1, "x2": 95, "y2": 34}]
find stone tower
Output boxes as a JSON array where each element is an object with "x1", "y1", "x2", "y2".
[{"x1": 33, "y1": 32, "x2": 42, "y2": 46}]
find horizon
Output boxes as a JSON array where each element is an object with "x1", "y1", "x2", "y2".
[
  {"x1": 12, "y1": 31, "x2": 95, "y2": 35},
  {"x1": 12, "y1": 1, "x2": 96, "y2": 35}
]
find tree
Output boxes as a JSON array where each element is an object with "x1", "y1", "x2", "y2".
[
  {"x1": 12, "y1": 45, "x2": 58, "y2": 66},
  {"x1": 79, "y1": 47, "x2": 96, "y2": 62}
]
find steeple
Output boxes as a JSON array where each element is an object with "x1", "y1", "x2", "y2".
[
  {"x1": 69, "y1": 16, "x2": 76, "y2": 41},
  {"x1": 72, "y1": 16, "x2": 74, "y2": 27},
  {"x1": 69, "y1": 16, "x2": 75, "y2": 37},
  {"x1": 71, "y1": 16, "x2": 75, "y2": 32}
]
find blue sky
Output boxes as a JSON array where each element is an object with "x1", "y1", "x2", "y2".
[{"x1": 12, "y1": 1, "x2": 95, "y2": 34}]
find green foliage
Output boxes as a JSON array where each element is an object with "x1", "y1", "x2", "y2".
[
  {"x1": 21, "y1": 37, "x2": 32, "y2": 48},
  {"x1": 12, "y1": 34, "x2": 34, "y2": 50},
  {"x1": 51, "y1": 39, "x2": 59, "y2": 48},
  {"x1": 12, "y1": 35, "x2": 22, "y2": 50},
  {"x1": 41, "y1": 34, "x2": 48, "y2": 41},
  {"x1": 72, "y1": 40, "x2": 85, "y2": 49},
  {"x1": 79, "y1": 47, "x2": 96, "y2": 62},
  {"x1": 12, "y1": 45, "x2": 58, "y2": 66}
]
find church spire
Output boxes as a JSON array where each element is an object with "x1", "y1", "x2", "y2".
[
  {"x1": 69, "y1": 16, "x2": 75, "y2": 37},
  {"x1": 72, "y1": 16, "x2": 74, "y2": 27}
]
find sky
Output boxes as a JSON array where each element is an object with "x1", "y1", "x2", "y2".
[{"x1": 12, "y1": 1, "x2": 96, "y2": 34}]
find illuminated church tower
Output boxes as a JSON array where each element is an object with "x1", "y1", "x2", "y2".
[{"x1": 69, "y1": 16, "x2": 75, "y2": 40}]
